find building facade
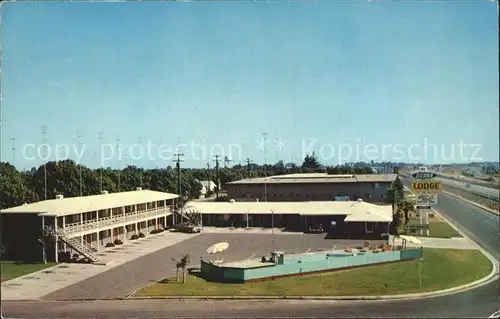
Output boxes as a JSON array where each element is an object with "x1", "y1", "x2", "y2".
[
  {"x1": 0, "y1": 188, "x2": 179, "y2": 263},
  {"x1": 188, "y1": 201, "x2": 392, "y2": 239},
  {"x1": 226, "y1": 173, "x2": 397, "y2": 203}
]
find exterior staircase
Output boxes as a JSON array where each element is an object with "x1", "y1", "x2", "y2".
[{"x1": 56, "y1": 226, "x2": 100, "y2": 263}]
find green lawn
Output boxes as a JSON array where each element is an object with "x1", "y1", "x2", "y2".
[
  {"x1": 428, "y1": 221, "x2": 461, "y2": 238},
  {"x1": 1, "y1": 261, "x2": 57, "y2": 282},
  {"x1": 134, "y1": 248, "x2": 491, "y2": 297},
  {"x1": 406, "y1": 219, "x2": 461, "y2": 238}
]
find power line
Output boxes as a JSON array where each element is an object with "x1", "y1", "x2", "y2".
[
  {"x1": 77, "y1": 130, "x2": 84, "y2": 196},
  {"x1": 262, "y1": 132, "x2": 268, "y2": 202},
  {"x1": 116, "y1": 134, "x2": 121, "y2": 191},
  {"x1": 10, "y1": 137, "x2": 15, "y2": 164},
  {"x1": 213, "y1": 155, "x2": 221, "y2": 199},
  {"x1": 246, "y1": 158, "x2": 252, "y2": 178},
  {"x1": 98, "y1": 132, "x2": 104, "y2": 193},
  {"x1": 137, "y1": 137, "x2": 143, "y2": 188},
  {"x1": 173, "y1": 152, "x2": 185, "y2": 201}
]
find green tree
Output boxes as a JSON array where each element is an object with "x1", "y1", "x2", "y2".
[
  {"x1": 302, "y1": 152, "x2": 321, "y2": 170},
  {"x1": 0, "y1": 162, "x2": 38, "y2": 209},
  {"x1": 400, "y1": 200, "x2": 415, "y2": 224},
  {"x1": 180, "y1": 254, "x2": 191, "y2": 283},
  {"x1": 183, "y1": 207, "x2": 202, "y2": 226}
]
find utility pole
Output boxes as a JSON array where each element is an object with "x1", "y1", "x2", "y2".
[
  {"x1": 116, "y1": 134, "x2": 121, "y2": 191},
  {"x1": 42, "y1": 125, "x2": 48, "y2": 200},
  {"x1": 246, "y1": 158, "x2": 252, "y2": 178},
  {"x1": 98, "y1": 132, "x2": 104, "y2": 193},
  {"x1": 262, "y1": 133, "x2": 268, "y2": 202},
  {"x1": 224, "y1": 156, "x2": 232, "y2": 168},
  {"x1": 213, "y1": 155, "x2": 221, "y2": 199},
  {"x1": 77, "y1": 130, "x2": 84, "y2": 196},
  {"x1": 174, "y1": 152, "x2": 185, "y2": 199},
  {"x1": 10, "y1": 137, "x2": 15, "y2": 165},
  {"x1": 206, "y1": 162, "x2": 211, "y2": 185},
  {"x1": 137, "y1": 137, "x2": 143, "y2": 188}
]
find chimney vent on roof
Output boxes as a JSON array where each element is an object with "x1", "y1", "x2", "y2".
[
  {"x1": 136, "y1": 187, "x2": 143, "y2": 191},
  {"x1": 55, "y1": 194, "x2": 64, "y2": 200},
  {"x1": 101, "y1": 190, "x2": 108, "y2": 195}
]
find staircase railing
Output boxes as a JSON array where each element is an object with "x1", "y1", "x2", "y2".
[{"x1": 56, "y1": 226, "x2": 99, "y2": 262}]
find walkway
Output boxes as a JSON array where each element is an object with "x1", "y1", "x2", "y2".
[
  {"x1": 390, "y1": 235, "x2": 477, "y2": 250},
  {"x1": 201, "y1": 227, "x2": 304, "y2": 235},
  {"x1": 1, "y1": 231, "x2": 199, "y2": 300}
]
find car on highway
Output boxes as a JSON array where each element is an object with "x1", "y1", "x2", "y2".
[{"x1": 173, "y1": 222, "x2": 202, "y2": 233}]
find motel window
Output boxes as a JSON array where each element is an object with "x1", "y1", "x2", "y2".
[{"x1": 373, "y1": 183, "x2": 380, "y2": 188}]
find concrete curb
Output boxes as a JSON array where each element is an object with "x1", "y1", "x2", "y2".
[
  {"x1": 123, "y1": 271, "x2": 498, "y2": 302},
  {"x1": 441, "y1": 190, "x2": 499, "y2": 216}
]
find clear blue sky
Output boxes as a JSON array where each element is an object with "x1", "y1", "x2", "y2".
[{"x1": 1, "y1": 1, "x2": 498, "y2": 170}]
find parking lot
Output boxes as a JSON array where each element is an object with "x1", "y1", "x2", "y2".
[{"x1": 42, "y1": 233, "x2": 385, "y2": 300}]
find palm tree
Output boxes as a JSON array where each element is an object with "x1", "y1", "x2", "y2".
[
  {"x1": 171, "y1": 257, "x2": 182, "y2": 282},
  {"x1": 400, "y1": 200, "x2": 415, "y2": 224},
  {"x1": 180, "y1": 254, "x2": 191, "y2": 283},
  {"x1": 184, "y1": 208, "x2": 201, "y2": 226}
]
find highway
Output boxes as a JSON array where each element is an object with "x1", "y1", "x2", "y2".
[
  {"x1": 438, "y1": 177, "x2": 500, "y2": 201},
  {"x1": 437, "y1": 173, "x2": 499, "y2": 190},
  {"x1": 2, "y1": 185, "x2": 500, "y2": 318}
]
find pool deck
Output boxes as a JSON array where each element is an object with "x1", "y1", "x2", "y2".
[{"x1": 217, "y1": 250, "x2": 356, "y2": 269}]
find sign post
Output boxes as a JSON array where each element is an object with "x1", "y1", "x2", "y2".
[{"x1": 409, "y1": 170, "x2": 441, "y2": 236}]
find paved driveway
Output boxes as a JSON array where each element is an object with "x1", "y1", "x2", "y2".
[{"x1": 42, "y1": 233, "x2": 384, "y2": 300}]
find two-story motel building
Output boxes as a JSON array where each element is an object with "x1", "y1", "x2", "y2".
[
  {"x1": 225, "y1": 173, "x2": 397, "y2": 203},
  {"x1": 0, "y1": 188, "x2": 179, "y2": 263}
]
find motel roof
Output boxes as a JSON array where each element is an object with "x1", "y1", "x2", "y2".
[
  {"x1": 0, "y1": 189, "x2": 179, "y2": 217},
  {"x1": 226, "y1": 173, "x2": 397, "y2": 185},
  {"x1": 185, "y1": 201, "x2": 393, "y2": 222}
]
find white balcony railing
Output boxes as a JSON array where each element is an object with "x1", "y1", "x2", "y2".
[{"x1": 62, "y1": 207, "x2": 173, "y2": 236}]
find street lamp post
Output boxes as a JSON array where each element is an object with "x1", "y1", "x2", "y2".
[
  {"x1": 271, "y1": 209, "x2": 275, "y2": 252},
  {"x1": 418, "y1": 246, "x2": 424, "y2": 289}
]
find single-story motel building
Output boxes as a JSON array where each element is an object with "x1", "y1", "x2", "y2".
[
  {"x1": 0, "y1": 188, "x2": 179, "y2": 263},
  {"x1": 187, "y1": 200, "x2": 393, "y2": 239}
]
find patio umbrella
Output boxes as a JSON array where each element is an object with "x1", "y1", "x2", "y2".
[{"x1": 206, "y1": 242, "x2": 229, "y2": 254}]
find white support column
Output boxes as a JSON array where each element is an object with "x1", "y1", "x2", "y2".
[
  {"x1": 80, "y1": 213, "x2": 84, "y2": 247},
  {"x1": 62, "y1": 217, "x2": 67, "y2": 251},
  {"x1": 425, "y1": 209, "x2": 430, "y2": 236},
  {"x1": 419, "y1": 208, "x2": 423, "y2": 236},
  {"x1": 54, "y1": 217, "x2": 59, "y2": 263},
  {"x1": 96, "y1": 231, "x2": 100, "y2": 253}
]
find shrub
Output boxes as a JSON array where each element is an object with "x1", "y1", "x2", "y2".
[
  {"x1": 114, "y1": 239, "x2": 123, "y2": 245},
  {"x1": 130, "y1": 234, "x2": 139, "y2": 240},
  {"x1": 150, "y1": 228, "x2": 165, "y2": 234},
  {"x1": 139, "y1": 232, "x2": 146, "y2": 238},
  {"x1": 105, "y1": 242, "x2": 115, "y2": 248}
]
